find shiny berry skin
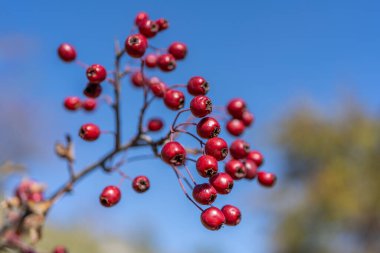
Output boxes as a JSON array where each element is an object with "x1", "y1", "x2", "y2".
[
  {"x1": 99, "y1": 185, "x2": 121, "y2": 207},
  {"x1": 201, "y1": 207, "x2": 225, "y2": 231},
  {"x1": 227, "y1": 98, "x2": 247, "y2": 119},
  {"x1": 132, "y1": 176, "x2": 150, "y2": 193},
  {"x1": 168, "y1": 42, "x2": 187, "y2": 60},
  {"x1": 242, "y1": 111, "x2": 254, "y2": 127},
  {"x1": 53, "y1": 246, "x2": 68, "y2": 253},
  {"x1": 157, "y1": 54, "x2": 176, "y2": 72},
  {"x1": 145, "y1": 54, "x2": 158, "y2": 68},
  {"x1": 156, "y1": 18, "x2": 169, "y2": 31},
  {"x1": 82, "y1": 98, "x2": 97, "y2": 111},
  {"x1": 221, "y1": 205, "x2": 241, "y2": 226},
  {"x1": 247, "y1": 150, "x2": 264, "y2": 167},
  {"x1": 57, "y1": 43, "x2": 76, "y2": 62},
  {"x1": 243, "y1": 159, "x2": 258, "y2": 179},
  {"x1": 163, "y1": 89, "x2": 185, "y2": 110},
  {"x1": 187, "y1": 76, "x2": 209, "y2": 96},
  {"x1": 190, "y1": 95, "x2": 212, "y2": 118},
  {"x1": 161, "y1": 141, "x2": 186, "y2": 166},
  {"x1": 196, "y1": 155, "x2": 218, "y2": 177},
  {"x1": 131, "y1": 71, "x2": 145, "y2": 87},
  {"x1": 79, "y1": 123, "x2": 100, "y2": 141},
  {"x1": 229, "y1": 139, "x2": 250, "y2": 159},
  {"x1": 257, "y1": 171, "x2": 276, "y2": 187},
  {"x1": 196, "y1": 117, "x2": 221, "y2": 139},
  {"x1": 135, "y1": 12, "x2": 149, "y2": 27},
  {"x1": 125, "y1": 34, "x2": 148, "y2": 58},
  {"x1": 86, "y1": 64, "x2": 107, "y2": 83},
  {"x1": 226, "y1": 119, "x2": 245, "y2": 136},
  {"x1": 83, "y1": 83, "x2": 102, "y2": 98},
  {"x1": 224, "y1": 159, "x2": 246, "y2": 180},
  {"x1": 139, "y1": 19, "x2": 159, "y2": 38},
  {"x1": 205, "y1": 137, "x2": 228, "y2": 161},
  {"x1": 192, "y1": 183, "x2": 217, "y2": 205},
  {"x1": 149, "y1": 80, "x2": 167, "y2": 97},
  {"x1": 209, "y1": 172, "x2": 234, "y2": 194},
  {"x1": 64, "y1": 96, "x2": 81, "y2": 111},
  {"x1": 147, "y1": 118, "x2": 164, "y2": 132}
]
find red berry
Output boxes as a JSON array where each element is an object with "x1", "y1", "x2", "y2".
[
  {"x1": 224, "y1": 159, "x2": 246, "y2": 180},
  {"x1": 243, "y1": 159, "x2": 258, "y2": 180},
  {"x1": 247, "y1": 150, "x2": 264, "y2": 167},
  {"x1": 161, "y1": 141, "x2": 186, "y2": 166},
  {"x1": 229, "y1": 139, "x2": 250, "y2": 159},
  {"x1": 82, "y1": 98, "x2": 97, "y2": 111},
  {"x1": 86, "y1": 64, "x2": 107, "y2": 83},
  {"x1": 187, "y1": 76, "x2": 209, "y2": 96},
  {"x1": 196, "y1": 117, "x2": 221, "y2": 139},
  {"x1": 132, "y1": 176, "x2": 150, "y2": 193},
  {"x1": 156, "y1": 18, "x2": 169, "y2": 31},
  {"x1": 227, "y1": 98, "x2": 247, "y2": 119},
  {"x1": 147, "y1": 118, "x2": 164, "y2": 131},
  {"x1": 242, "y1": 111, "x2": 254, "y2": 127},
  {"x1": 64, "y1": 96, "x2": 81, "y2": 111},
  {"x1": 135, "y1": 12, "x2": 149, "y2": 27},
  {"x1": 226, "y1": 119, "x2": 245, "y2": 136},
  {"x1": 257, "y1": 171, "x2": 276, "y2": 187},
  {"x1": 168, "y1": 42, "x2": 187, "y2": 60},
  {"x1": 157, "y1": 54, "x2": 176, "y2": 72},
  {"x1": 79, "y1": 123, "x2": 100, "y2": 141},
  {"x1": 163, "y1": 89, "x2": 185, "y2": 110},
  {"x1": 145, "y1": 54, "x2": 158, "y2": 68},
  {"x1": 205, "y1": 137, "x2": 228, "y2": 161},
  {"x1": 192, "y1": 183, "x2": 217, "y2": 205},
  {"x1": 201, "y1": 207, "x2": 225, "y2": 231},
  {"x1": 57, "y1": 43, "x2": 76, "y2": 62},
  {"x1": 221, "y1": 205, "x2": 241, "y2": 226},
  {"x1": 209, "y1": 172, "x2": 234, "y2": 194},
  {"x1": 196, "y1": 155, "x2": 218, "y2": 177},
  {"x1": 99, "y1": 185, "x2": 121, "y2": 207},
  {"x1": 131, "y1": 71, "x2": 145, "y2": 87},
  {"x1": 83, "y1": 83, "x2": 102, "y2": 98},
  {"x1": 138, "y1": 19, "x2": 159, "y2": 38},
  {"x1": 190, "y1": 95, "x2": 212, "y2": 118},
  {"x1": 149, "y1": 79, "x2": 167, "y2": 97},
  {"x1": 125, "y1": 34, "x2": 148, "y2": 58},
  {"x1": 53, "y1": 246, "x2": 68, "y2": 253}
]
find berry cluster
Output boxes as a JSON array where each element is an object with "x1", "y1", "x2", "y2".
[{"x1": 0, "y1": 10, "x2": 277, "y2": 253}]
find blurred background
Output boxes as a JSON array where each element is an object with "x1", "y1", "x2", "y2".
[{"x1": 1, "y1": 0, "x2": 380, "y2": 252}]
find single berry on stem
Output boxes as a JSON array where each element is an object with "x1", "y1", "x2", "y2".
[
  {"x1": 221, "y1": 205, "x2": 241, "y2": 226},
  {"x1": 147, "y1": 118, "x2": 164, "y2": 132},
  {"x1": 139, "y1": 19, "x2": 159, "y2": 38},
  {"x1": 99, "y1": 186, "x2": 121, "y2": 207},
  {"x1": 57, "y1": 43, "x2": 76, "y2": 62},
  {"x1": 247, "y1": 150, "x2": 264, "y2": 167},
  {"x1": 125, "y1": 34, "x2": 148, "y2": 58},
  {"x1": 168, "y1": 42, "x2": 187, "y2": 60},
  {"x1": 205, "y1": 137, "x2": 228, "y2": 161},
  {"x1": 209, "y1": 172, "x2": 234, "y2": 194},
  {"x1": 243, "y1": 159, "x2": 258, "y2": 179},
  {"x1": 226, "y1": 119, "x2": 245, "y2": 136},
  {"x1": 227, "y1": 98, "x2": 247, "y2": 119},
  {"x1": 64, "y1": 96, "x2": 81, "y2": 111},
  {"x1": 187, "y1": 76, "x2": 209, "y2": 96},
  {"x1": 196, "y1": 155, "x2": 219, "y2": 177},
  {"x1": 224, "y1": 159, "x2": 247, "y2": 180},
  {"x1": 86, "y1": 64, "x2": 107, "y2": 83},
  {"x1": 135, "y1": 12, "x2": 149, "y2": 27},
  {"x1": 163, "y1": 89, "x2": 185, "y2": 110},
  {"x1": 201, "y1": 207, "x2": 225, "y2": 231},
  {"x1": 82, "y1": 98, "x2": 97, "y2": 111},
  {"x1": 156, "y1": 18, "x2": 169, "y2": 31},
  {"x1": 150, "y1": 79, "x2": 167, "y2": 97},
  {"x1": 145, "y1": 54, "x2": 158, "y2": 68},
  {"x1": 242, "y1": 111, "x2": 254, "y2": 127},
  {"x1": 83, "y1": 83, "x2": 102, "y2": 98},
  {"x1": 257, "y1": 171, "x2": 277, "y2": 187},
  {"x1": 132, "y1": 176, "x2": 150, "y2": 193},
  {"x1": 157, "y1": 54, "x2": 176, "y2": 72},
  {"x1": 196, "y1": 117, "x2": 221, "y2": 139},
  {"x1": 131, "y1": 71, "x2": 145, "y2": 87},
  {"x1": 192, "y1": 183, "x2": 217, "y2": 205},
  {"x1": 190, "y1": 95, "x2": 212, "y2": 118},
  {"x1": 79, "y1": 123, "x2": 100, "y2": 141},
  {"x1": 229, "y1": 139, "x2": 250, "y2": 159},
  {"x1": 161, "y1": 141, "x2": 186, "y2": 166}
]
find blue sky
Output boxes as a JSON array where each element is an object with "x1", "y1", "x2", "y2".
[{"x1": 1, "y1": 0, "x2": 380, "y2": 252}]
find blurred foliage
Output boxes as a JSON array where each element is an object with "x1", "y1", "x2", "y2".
[{"x1": 274, "y1": 102, "x2": 380, "y2": 253}]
